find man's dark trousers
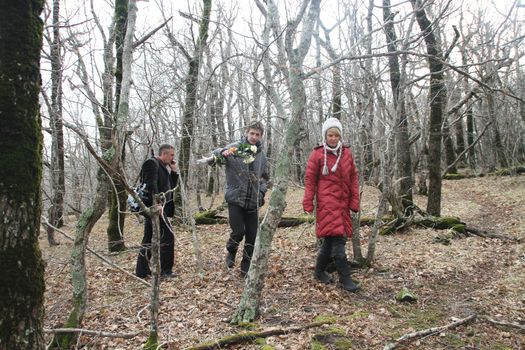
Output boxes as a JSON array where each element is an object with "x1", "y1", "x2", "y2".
[
  {"x1": 136, "y1": 214, "x2": 174, "y2": 277},
  {"x1": 226, "y1": 204, "x2": 259, "y2": 274}
]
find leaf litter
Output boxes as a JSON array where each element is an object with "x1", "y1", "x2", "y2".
[{"x1": 41, "y1": 175, "x2": 525, "y2": 349}]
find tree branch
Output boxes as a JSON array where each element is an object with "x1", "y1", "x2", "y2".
[
  {"x1": 44, "y1": 328, "x2": 141, "y2": 339},
  {"x1": 133, "y1": 16, "x2": 172, "y2": 49},
  {"x1": 383, "y1": 314, "x2": 477, "y2": 350},
  {"x1": 442, "y1": 121, "x2": 492, "y2": 176},
  {"x1": 42, "y1": 218, "x2": 152, "y2": 287}
]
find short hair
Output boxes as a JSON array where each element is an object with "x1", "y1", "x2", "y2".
[
  {"x1": 245, "y1": 120, "x2": 264, "y2": 136},
  {"x1": 158, "y1": 144, "x2": 174, "y2": 155}
]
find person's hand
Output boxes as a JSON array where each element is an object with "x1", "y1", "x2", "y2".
[
  {"x1": 221, "y1": 149, "x2": 233, "y2": 157},
  {"x1": 169, "y1": 160, "x2": 178, "y2": 173}
]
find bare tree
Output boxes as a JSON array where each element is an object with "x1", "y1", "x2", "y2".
[
  {"x1": 45, "y1": 0, "x2": 65, "y2": 247},
  {"x1": 383, "y1": 0, "x2": 414, "y2": 215}
]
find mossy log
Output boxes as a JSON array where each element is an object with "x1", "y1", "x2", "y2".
[
  {"x1": 443, "y1": 165, "x2": 525, "y2": 180},
  {"x1": 380, "y1": 214, "x2": 518, "y2": 242},
  {"x1": 194, "y1": 209, "x2": 392, "y2": 228},
  {"x1": 194, "y1": 208, "x2": 228, "y2": 225},
  {"x1": 181, "y1": 320, "x2": 331, "y2": 350}
]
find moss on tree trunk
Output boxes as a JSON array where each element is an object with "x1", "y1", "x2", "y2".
[
  {"x1": 106, "y1": 184, "x2": 127, "y2": 252},
  {"x1": 0, "y1": 0, "x2": 46, "y2": 348}
]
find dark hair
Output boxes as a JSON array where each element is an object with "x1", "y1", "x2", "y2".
[
  {"x1": 245, "y1": 120, "x2": 264, "y2": 136},
  {"x1": 158, "y1": 144, "x2": 174, "y2": 155}
]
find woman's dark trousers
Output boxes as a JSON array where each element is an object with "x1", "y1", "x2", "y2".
[{"x1": 316, "y1": 236, "x2": 359, "y2": 292}]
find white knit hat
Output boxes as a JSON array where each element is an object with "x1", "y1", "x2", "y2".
[
  {"x1": 321, "y1": 117, "x2": 343, "y2": 175},
  {"x1": 321, "y1": 117, "x2": 343, "y2": 143}
]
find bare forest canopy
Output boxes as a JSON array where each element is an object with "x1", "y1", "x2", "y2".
[{"x1": 40, "y1": 0, "x2": 525, "y2": 218}]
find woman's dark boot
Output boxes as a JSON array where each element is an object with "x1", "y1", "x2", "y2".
[
  {"x1": 334, "y1": 256, "x2": 359, "y2": 292},
  {"x1": 314, "y1": 253, "x2": 334, "y2": 283}
]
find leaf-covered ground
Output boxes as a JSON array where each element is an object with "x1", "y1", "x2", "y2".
[{"x1": 42, "y1": 175, "x2": 525, "y2": 349}]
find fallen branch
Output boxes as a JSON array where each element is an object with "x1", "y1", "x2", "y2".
[
  {"x1": 182, "y1": 321, "x2": 331, "y2": 350},
  {"x1": 42, "y1": 218, "x2": 152, "y2": 287},
  {"x1": 465, "y1": 226, "x2": 521, "y2": 242},
  {"x1": 481, "y1": 315, "x2": 525, "y2": 332},
  {"x1": 44, "y1": 328, "x2": 140, "y2": 339},
  {"x1": 383, "y1": 314, "x2": 477, "y2": 350}
]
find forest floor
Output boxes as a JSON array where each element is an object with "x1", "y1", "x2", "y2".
[{"x1": 41, "y1": 174, "x2": 525, "y2": 350}]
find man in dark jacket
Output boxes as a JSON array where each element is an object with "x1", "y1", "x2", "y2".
[
  {"x1": 212, "y1": 120, "x2": 269, "y2": 277},
  {"x1": 135, "y1": 144, "x2": 179, "y2": 279}
]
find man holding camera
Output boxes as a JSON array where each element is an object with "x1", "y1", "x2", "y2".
[{"x1": 135, "y1": 144, "x2": 179, "y2": 279}]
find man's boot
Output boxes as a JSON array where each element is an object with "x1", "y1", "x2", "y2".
[
  {"x1": 314, "y1": 253, "x2": 333, "y2": 283},
  {"x1": 225, "y1": 250, "x2": 236, "y2": 269},
  {"x1": 334, "y1": 256, "x2": 359, "y2": 292}
]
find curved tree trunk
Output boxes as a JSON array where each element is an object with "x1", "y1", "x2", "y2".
[
  {"x1": 52, "y1": 176, "x2": 110, "y2": 348},
  {"x1": 232, "y1": 0, "x2": 320, "y2": 323},
  {"x1": 0, "y1": 0, "x2": 46, "y2": 348},
  {"x1": 106, "y1": 0, "x2": 128, "y2": 252}
]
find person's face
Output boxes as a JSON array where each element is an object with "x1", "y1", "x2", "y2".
[
  {"x1": 245, "y1": 128, "x2": 262, "y2": 145},
  {"x1": 160, "y1": 148, "x2": 175, "y2": 165},
  {"x1": 326, "y1": 129, "x2": 341, "y2": 148}
]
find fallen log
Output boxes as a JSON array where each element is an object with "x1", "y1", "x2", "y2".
[
  {"x1": 194, "y1": 208, "x2": 392, "y2": 228},
  {"x1": 181, "y1": 320, "x2": 331, "y2": 350},
  {"x1": 443, "y1": 165, "x2": 525, "y2": 180}
]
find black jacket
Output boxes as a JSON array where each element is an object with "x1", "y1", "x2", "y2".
[{"x1": 141, "y1": 157, "x2": 179, "y2": 217}]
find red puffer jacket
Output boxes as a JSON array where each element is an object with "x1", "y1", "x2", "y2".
[{"x1": 302, "y1": 145, "x2": 360, "y2": 238}]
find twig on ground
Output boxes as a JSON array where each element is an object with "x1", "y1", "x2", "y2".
[
  {"x1": 383, "y1": 314, "x2": 477, "y2": 350},
  {"x1": 481, "y1": 315, "x2": 525, "y2": 332}
]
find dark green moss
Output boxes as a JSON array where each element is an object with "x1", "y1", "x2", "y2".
[
  {"x1": 0, "y1": 0, "x2": 46, "y2": 347},
  {"x1": 143, "y1": 333, "x2": 159, "y2": 350}
]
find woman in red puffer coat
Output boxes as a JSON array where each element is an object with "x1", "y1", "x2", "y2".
[{"x1": 302, "y1": 117, "x2": 360, "y2": 292}]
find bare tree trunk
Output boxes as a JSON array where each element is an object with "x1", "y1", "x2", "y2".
[
  {"x1": 383, "y1": 0, "x2": 414, "y2": 215},
  {"x1": 47, "y1": 0, "x2": 65, "y2": 246},
  {"x1": 0, "y1": 1, "x2": 45, "y2": 347},
  {"x1": 486, "y1": 93, "x2": 509, "y2": 169},
  {"x1": 466, "y1": 106, "x2": 477, "y2": 168},
  {"x1": 443, "y1": 116, "x2": 458, "y2": 174},
  {"x1": 176, "y1": 0, "x2": 212, "y2": 220},
  {"x1": 352, "y1": 0, "x2": 376, "y2": 266},
  {"x1": 106, "y1": 0, "x2": 129, "y2": 252},
  {"x1": 453, "y1": 114, "x2": 466, "y2": 166},
  {"x1": 410, "y1": 0, "x2": 446, "y2": 216},
  {"x1": 232, "y1": 0, "x2": 320, "y2": 323}
]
